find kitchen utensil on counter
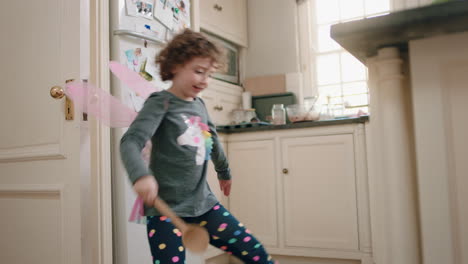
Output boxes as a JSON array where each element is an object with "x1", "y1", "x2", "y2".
[
  {"x1": 153, "y1": 197, "x2": 209, "y2": 254},
  {"x1": 304, "y1": 96, "x2": 319, "y2": 112}
]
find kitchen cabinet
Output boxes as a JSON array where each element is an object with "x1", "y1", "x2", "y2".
[
  {"x1": 226, "y1": 124, "x2": 372, "y2": 263},
  {"x1": 199, "y1": 0, "x2": 248, "y2": 47},
  {"x1": 281, "y1": 134, "x2": 358, "y2": 250},
  {"x1": 201, "y1": 79, "x2": 243, "y2": 126},
  {"x1": 227, "y1": 140, "x2": 278, "y2": 247}
]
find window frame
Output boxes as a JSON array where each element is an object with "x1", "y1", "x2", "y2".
[{"x1": 297, "y1": 0, "x2": 392, "y2": 116}]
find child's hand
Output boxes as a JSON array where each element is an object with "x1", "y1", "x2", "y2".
[
  {"x1": 133, "y1": 175, "x2": 159, "y2": 206},
  {"x1": 219, "y1": 179, "x2": 232, "y2": 196}
]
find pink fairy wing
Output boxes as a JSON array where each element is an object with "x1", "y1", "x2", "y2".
[
  {"x1": 64, "y1": 69, "x2": 159, "y2": 226},
  {"x1": 128, "y1": 197, "x2": 147, "y2": 224},
  {"x1": 65, "y1": 80, "x2": 152, "y2": 166},
  {"x1": 109, "y1": 61, "x2": 160, "y2": 100},
  {"x1": 64, "y1": 80, "x2": 137, "y2": 128}
]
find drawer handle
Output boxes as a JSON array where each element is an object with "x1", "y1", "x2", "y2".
[
  {"x1": 213, "y1": 105, "x2": 224, "y2": 111},
  {"x1": 282, "y1": 168, "x2": 289, "y2": 174}
]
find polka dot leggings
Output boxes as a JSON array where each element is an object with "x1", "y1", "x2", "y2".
[{"x1": 146, "y1": 203, "x2": 277, "y2": 264}]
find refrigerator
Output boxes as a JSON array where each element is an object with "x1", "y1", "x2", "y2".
[{"x1": 109, "y1": 1, "x2": 204, "y2": 263}]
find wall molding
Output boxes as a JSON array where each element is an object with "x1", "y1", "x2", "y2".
[
  {"x1": 0, "y1": 143, "x2": 64, "y2": 163},
  {"x1": 89, "y1": 0, "x2": 113, "y2": 263},
  {"x1": 0, "y1": 184, "x2": 63, "y2": 194}
]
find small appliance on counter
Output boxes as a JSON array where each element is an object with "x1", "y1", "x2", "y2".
[
  {"x1": 252, "y1": 92, "x2": 296, "y2": 123},
  {"x1": 231, "y1": 108, "x2": 258, "y2": 124},
  {"x1": 222, "y1": 108, "x2": 270, "y2": 130}
]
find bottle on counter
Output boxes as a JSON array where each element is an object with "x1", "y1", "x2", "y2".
[{"x1": 271, "y1": 104, "x2": 286, "y2": 125}]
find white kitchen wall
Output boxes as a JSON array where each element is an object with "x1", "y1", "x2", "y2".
[{"x1": 245, "y1": 0, "x2": 301, "y2": 78}]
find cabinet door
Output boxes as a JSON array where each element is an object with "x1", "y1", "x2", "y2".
[
  {"x1": 228, "y1": 140, "x2": 278, "y2": 247},
  {"x1": 200, "y1": 0, "x2": 221, "y2": 31},
  {"x1": 200, "y1": 0, "x2": 248, "y2": 46},
  {"x1": 219, "y1": 0, "x2": 247, "y2": 46},
  {"x1": 281, "y1": 134, "x2": 359, "y2": 250}
]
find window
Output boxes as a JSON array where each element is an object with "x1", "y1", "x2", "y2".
[{"x1": 298, "y1": 0, "x2": 390, "y2": 117}]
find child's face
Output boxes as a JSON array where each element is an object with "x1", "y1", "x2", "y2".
[{"x1": 171, "y1": 57, "x2": 216, "y2": 100}]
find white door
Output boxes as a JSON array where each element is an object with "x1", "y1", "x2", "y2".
[{"x1": 0, "y1": 0, "x2": 84, "y2": 263}]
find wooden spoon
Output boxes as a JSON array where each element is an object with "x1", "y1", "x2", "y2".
[{"x1": 153, "y1": 197, "x2": 210, "y2": 253}]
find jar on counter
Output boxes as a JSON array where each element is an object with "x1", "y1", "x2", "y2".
[{"x1": 271, "y1": 104, "x2": 286, "y2": 125}]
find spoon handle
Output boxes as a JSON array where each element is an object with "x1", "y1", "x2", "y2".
[{"x1": 153, "y1": 197, "x2": 188, "y2": 233}]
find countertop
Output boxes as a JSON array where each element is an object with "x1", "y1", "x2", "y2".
[
  {"x1": 216, "y1": 116, "x2": 369, "y2": 134},
  {"x1": 330, "y1": 1, "x2": 468, "y2": 64}
]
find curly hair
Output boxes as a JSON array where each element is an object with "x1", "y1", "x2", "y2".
[{"x1": 156, "y1": 29, "x2": 226, "y2": 81}]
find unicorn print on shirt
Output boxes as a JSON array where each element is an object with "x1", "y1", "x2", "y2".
[{"x1": 177, "y1": 114, "x2": 213, "y2": 165}]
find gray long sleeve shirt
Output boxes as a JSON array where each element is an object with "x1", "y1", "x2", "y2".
[{"x1": 120, "y1": 90, "x2": 231, "y2": 217}]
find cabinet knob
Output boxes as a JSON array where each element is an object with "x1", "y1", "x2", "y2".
[
  {"x1": 213, "y1": 105, "x2": 223, "y2": 111},
  {"x1": 282, "y1": 168, "x2": 289, "y2": 174},
  {"x1": 213, "y1": 4, "x2": 223, "y2": 11}
]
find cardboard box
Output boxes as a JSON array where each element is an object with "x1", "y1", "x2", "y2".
[{"x1": 244, "y1": 74, "x2": 287, "y2": 96}]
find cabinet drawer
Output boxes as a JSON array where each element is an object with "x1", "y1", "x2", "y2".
[{"x1": 201, "y1": 81, "x2": 242, "y2": 126}]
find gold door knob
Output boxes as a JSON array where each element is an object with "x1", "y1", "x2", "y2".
[
  {"x1": 50, "y1": 80, "x2": 75, "y2": 120},
  {"x1": 50, "y1": 86, "x2": 65, "y2": 99},
  {"x1": 282, "y1": 168, "x2": 289, "y2": 174}
]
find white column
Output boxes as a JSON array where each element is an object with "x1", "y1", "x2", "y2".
[{"x1": 366, "y1": 47, "x2": 421, "y2": 264}]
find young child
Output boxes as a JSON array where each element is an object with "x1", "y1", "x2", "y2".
[{"x1": 120, "y1": 29, "x2": 278, "y2": 264}]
